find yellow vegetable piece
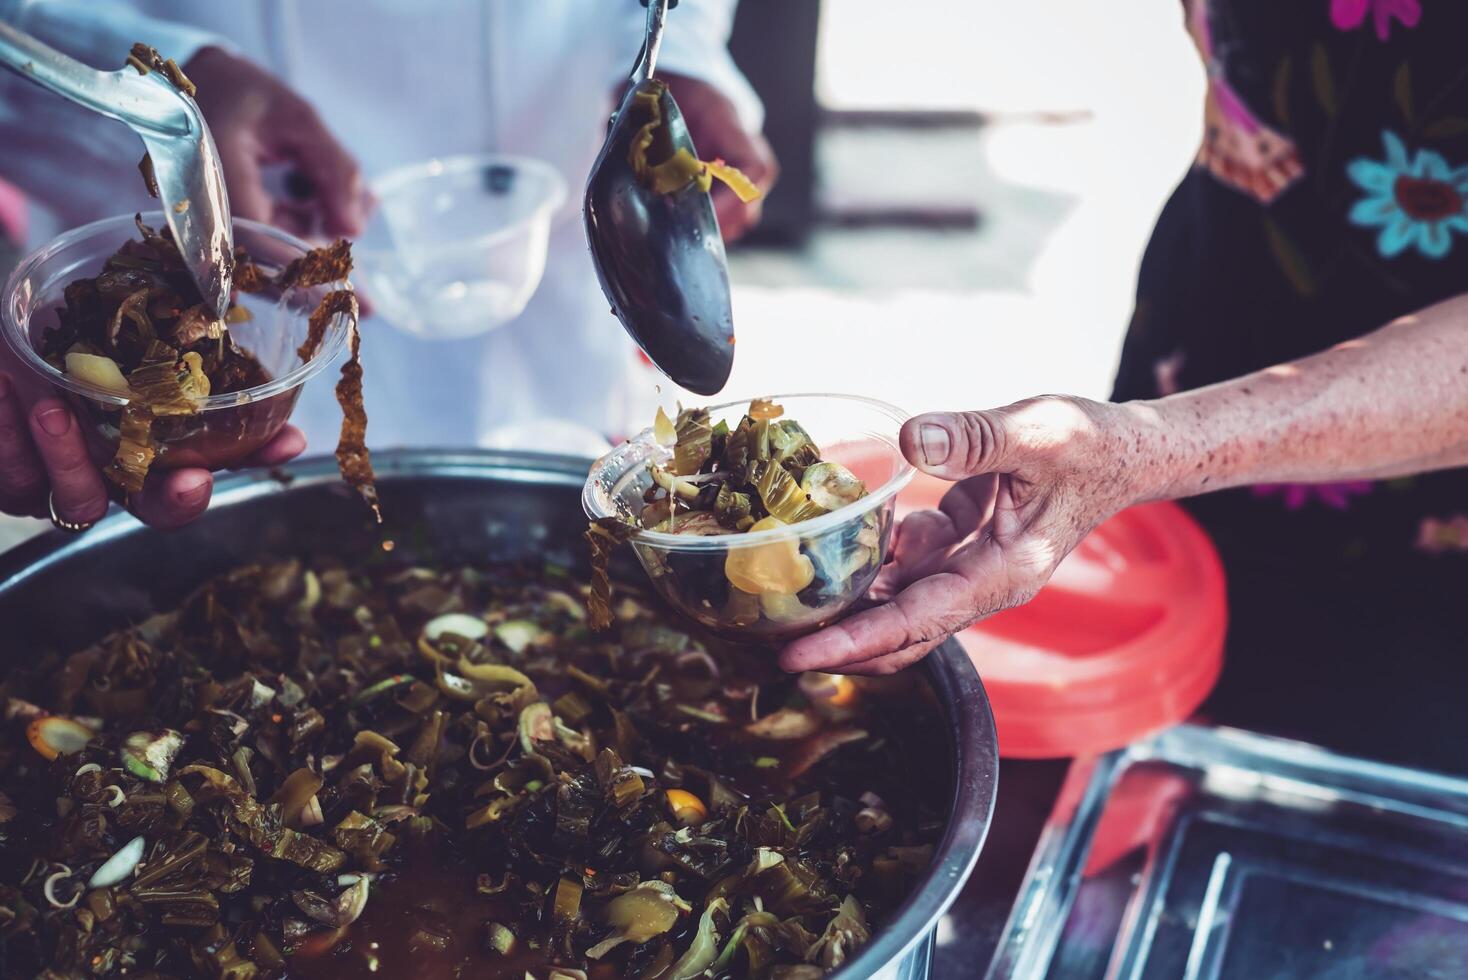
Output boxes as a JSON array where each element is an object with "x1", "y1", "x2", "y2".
[
  {"x1": 747, "y1": 398, "x2": 784, "y2": 421},
  {"x1": 653, "y1": 406, "x2": 678, "y2": 447},
  {"x1": 705, "y1": 159, "x2": 763, "y2": 203},
  {"x1": 64, "y1": 352, "x2": 132, "y2": 396},
  {"x1": 666, "y1": 788, "x2": 708, "y2": 827},
  {"x1": 178, "y1": 351, "x2": 211, "y2": 400},
  {"x1": 725, "y1": 517, "x2": 814, "y2": 596},
  {"x1": 646, "y1": 147, "x2": 711, "y2": 196}
]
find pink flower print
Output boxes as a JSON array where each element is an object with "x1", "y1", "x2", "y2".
[
  {"x1": 1251, "y1": 481, "x2": 1374, "y2": 511},
  {"x1": 1187, "y1": 0, "x2": 1304, "y2": 202},
  {"x1": 1331, "y1": 0, "x2": 1422, "y2": 42},
  {"x1": 1416, "y1": 515, "x2": 1468, "y2": 553}
]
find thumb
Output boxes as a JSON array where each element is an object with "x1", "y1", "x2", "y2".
[{"x1": 899, "y1": 410, "x2": 1015, "y2": 481}]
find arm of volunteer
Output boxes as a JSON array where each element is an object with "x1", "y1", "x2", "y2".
[{"x1": 781, "y1": 293, "x2": 1468, "y2": 675}]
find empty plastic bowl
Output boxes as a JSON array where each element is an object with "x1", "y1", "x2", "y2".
[
  {"x1": 353, "y1": 154, "x2": 567, "y2": 341},
  {"x1": 583, "y1": 393, "x2": 915, "y2": 642},
  {"x1": 1, "y1": 211, "x2": 353, "y2": 472}
]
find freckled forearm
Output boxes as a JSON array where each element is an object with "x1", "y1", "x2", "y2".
[{"x1": 1122, "y1": 293, "x2": 1468, "y2": 502}]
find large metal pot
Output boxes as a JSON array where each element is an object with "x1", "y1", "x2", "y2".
[{"x1": 0, "y1": 450, "x2": 997, "y2": 980}]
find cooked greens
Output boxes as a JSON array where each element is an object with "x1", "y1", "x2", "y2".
[{"x1": 0, "y1": 560, "x2": 945, "y2": 978}]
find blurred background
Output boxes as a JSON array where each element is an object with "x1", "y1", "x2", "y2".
[
  {"x1": 0, "y1": 0, "x2": 1205, "y2": 549},
  {"x1": 718, "y1": 0, "x2": 1203, "y2": 412}
]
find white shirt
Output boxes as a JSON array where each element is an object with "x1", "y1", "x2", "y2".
[{"x1": 0, "y1": 0, "x2": 760, "y2": 452}]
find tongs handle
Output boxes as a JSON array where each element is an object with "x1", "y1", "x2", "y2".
[
  {"x1": 0, "y1": 21, "x2": 188, "y2": 138},
  {"x1": 631, "y1": 0, "x2": 673, "y2": 85}
]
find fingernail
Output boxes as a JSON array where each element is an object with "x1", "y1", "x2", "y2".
[
  {"x1": 174, "y1": 472, "x2": 212, "y2": 507},
  {"x1": 919, "y1": 423, "x2": 951, "y2": 467},
  {"x1": 36, "y1": 407, "x2": 69, "y2": 437}
]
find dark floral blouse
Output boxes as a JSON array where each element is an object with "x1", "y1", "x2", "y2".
[{"x1": 1112, "y1": 0, "x2": 1468, "y2": 567}]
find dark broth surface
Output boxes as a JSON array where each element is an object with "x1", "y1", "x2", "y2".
[{"x1": 0, "y1": 561, "x2": 948, "y2": 978}]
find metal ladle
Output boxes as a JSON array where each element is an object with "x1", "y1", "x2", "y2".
[
  {"x1": 0, "y1": 24, "x2": 233, "y2": 318},
  {"x1": 583, "y1": 0, "x2": 736, "y2": 397}
]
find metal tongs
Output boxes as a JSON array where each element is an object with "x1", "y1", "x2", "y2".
[
  {"x1": 0, "y1": 24, "x2": 233, "y2": 318},
  {"x1": 584, "y1": 0, "x2": 736, "y2": 397}
]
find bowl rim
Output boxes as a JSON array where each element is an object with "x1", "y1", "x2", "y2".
[
  {"x1": 365, "y1": 152, "x2": 570, "y2": 255},
  {"x1": 582, "y1": 392, "x2": 917, "y2": 551},
  {"x1": 1, "y1": 211, "x2": 352, "y2": 411}
]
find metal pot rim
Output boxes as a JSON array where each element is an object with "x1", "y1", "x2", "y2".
[{"x1": 0, "y1": 448, "x2": 997, "y2": 978}]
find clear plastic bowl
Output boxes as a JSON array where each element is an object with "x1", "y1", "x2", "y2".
[
  {"x1": 354, "y1": 154, "x2": 567, "y2": 340},
  {"x1": 583, "y1": 393, "x2": 916, "y2": 642},
  {"x1": 1, "y1": 211, "x2": 352, "y2": 471}
]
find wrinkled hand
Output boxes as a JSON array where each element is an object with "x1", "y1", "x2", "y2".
[
  {"x1": 186, "y1": 47, "x2": 370, "y2": 240},
  {"x1": 661, "y1": 73, "x2": 778, "y2": 242},
  {"x1": 781, "y1": 396, "x2": 1147, "y2": 675},
  {"x1": 0, "y1": 351, "x2": 304, "y2": 529}
]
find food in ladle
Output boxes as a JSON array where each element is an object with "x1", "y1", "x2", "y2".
[
  {"x1": 626, "y1": 81, "x2": 763, "y2": 203},
  {"x1": 0, "y1": 559, "x2": 946, "y2": 978}
]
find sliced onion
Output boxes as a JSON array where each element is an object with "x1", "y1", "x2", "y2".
[
  {"x1": 335, "y1": 875, "x2": 370, "y2": 926},
  {"x1": 87, "y1": 835, "x2": 145, "y2": 889},
  {"x1": 43, "y1": 866, "x2": 79, "y2": 909},
  {"x1": 424, "y1": 613, "x2": 489, "y2": 642}
]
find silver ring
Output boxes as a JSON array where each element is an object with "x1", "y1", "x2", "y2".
[{"x1": 48, "y1": 493, "x2": 96, "y2": 534}]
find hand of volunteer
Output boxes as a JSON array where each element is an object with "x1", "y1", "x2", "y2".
[
  {"x1": 781, "y1": 396, "x2": 1148, "y2": 675},
  {"x1": 661, "y1": 73, "x2": 779, "y2": 242},
  {"x1": 0, "y1": 352, "x2": 305, "y2": 529},
  {"x1": 186, "y1": 47, "x2": 370, "y2": 240}
]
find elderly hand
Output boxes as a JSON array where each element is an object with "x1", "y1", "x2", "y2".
[
  {"x1": 661, "y1": 73, "x2": 778, "y2": 242},
  {"x1": 780, "y1": 396, "x2": 1152, "y2": 675},
  {"x1": 0, "y1": 347, "x2": 304, "y2": 529},
  {"x1": 186, "y1": 47, "x2": 370, "y2": 241}
]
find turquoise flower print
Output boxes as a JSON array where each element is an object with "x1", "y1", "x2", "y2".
[{"x1": 1347, "y1": 130, "x2": 1468, "y2": 259}]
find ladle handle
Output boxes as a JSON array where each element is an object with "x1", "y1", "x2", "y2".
[
  {"x1": 631, "y1": 0, "x2": 672, "y2": 85},
  {"x1": 0, "y1": 22, "x2": 186, "y2": 137}
]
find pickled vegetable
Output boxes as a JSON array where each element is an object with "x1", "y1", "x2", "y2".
[
  {"x1": 0, "y1": 558, "x2": 947, "y2": 979},
  {"x1": 725, "y1": 517, "x2": 815, "y2": 596}
]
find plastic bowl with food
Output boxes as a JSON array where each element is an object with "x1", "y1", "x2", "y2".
[
  {"x1": 353, "y1": 153, "x2": 567, "y2": 340},
  {"x1": 583, "y1": 393, "x2": 915, "y2": 642},
  {"x1": 1, "y1": 211, "x2": 353, "y2": 474}
]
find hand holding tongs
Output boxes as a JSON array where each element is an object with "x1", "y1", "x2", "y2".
[
  {"x1": 584, "y1": 0, "x2": 738, "y2": 397},
  {"x1": 0, "y1": 23, "x2": 233, "y2": 318}
]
